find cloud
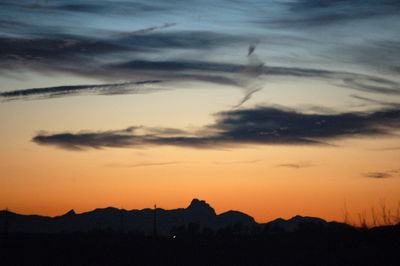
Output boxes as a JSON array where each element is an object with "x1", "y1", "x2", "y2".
[
  {"x1": 250, "y1": 1, "x2": 400, "y2": 75},
  {"x1": 350, "y1": 95, "x2": 400, "y2": 108},
  {"x1": 32, "y1": 106, "x2": 400, "y2": 150},
  {"x1": 213, "y1": 159, "x2": 262, "y2": 165},
  {"x1": 375, "y1": 147, "x2": 400, "y2": 151},
  {"x1": 110, "y1": 60, "x2": 241, "y2": 73},
  {"x1": 1, "y1": 30, "x2": 400, "y2": 102},
  {"x1": 1, "y1": 0, "x2": 399, "y2": 104},
  {"x1": 331, "y1": 40, "x2": 400, "y2": 75},
  {"x1": 391, "y1": 169, "x2": 400, "y2": 174},
  {"x1": 273, "y1": 0, "x2": 400, "y2": 27},
  {"x1": 111, "y1": 23, "x2": 176, "y2": 38},
  {"x1": 0, "y1": 36, "x2": 127, "y2": 70},
  {"x1": 342, "y1": 77, "x2": 400, "y2": 95},
  {"x1": 364, "y1": 172, "x2": 392, "y2": 178},
  {"x1": 0, "y1": 33, "x2": 250, "y2": 87},
  {"x1": 364, "y1": 169, "x2": 400, "y2": 178},
  {"x1": 108, "y1": 60, "x2": 400, "y2": 96},
  {"x1": 0, "y1": 31, "x2": 247, "y2": 74},
  {"x1": 233, "y1": 44, "x2": 265, "y2": 108},
  {"x1": 0, "y1": 1, "x2": 175, "y2": 20},
  {"x1": 106, "y1": 161, "x2": 182, "y2": 168},
  {"x1": 6, "y1": 54, "x2": 400, "y2": 102},
  {"x1": 276, "y1": 161, "x2": 314, "y2": 169},
  {"x1": 0, "y1": 80, "x2": 163, "y2": 101}
]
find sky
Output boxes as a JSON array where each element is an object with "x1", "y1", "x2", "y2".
[{"x1": 1, "y1": 0, "x2": 400, "y2": 225}]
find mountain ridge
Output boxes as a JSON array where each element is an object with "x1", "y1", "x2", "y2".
[{"x1": 0, "y1": 198, "x2": 350, "y2": 235}]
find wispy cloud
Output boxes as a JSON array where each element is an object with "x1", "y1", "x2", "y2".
[
  {"x1": 213, "y1": 159, "x2": 262, "y2": 165},
  {"x1": 106, "y1": 161, "x2": 183, "y2": 168},
  {"x1": 267, "y1": 0, "x2": 400, "y2": 27},
  {"x1": 250, "y1": 0, "x2": 400, "y2": 75},
  {"x1": 276, "y1": 161, "x2": 314, "y2": 169},
  {"x1": 350, "y1": 94, "x2": 400, "y2": 108},
  {"x1": 1, "y1": 0, "x2": 399, "y2": 116},
  {"x1": 0, "y1": 31, "x2": 247, "y2": 77},
  {"x1": 374, "y1": 147, "x2": 400, "y2": 151},
  {"x1": 364, "y1": 169, "x2": 400, "y2": 179},
  {"x1": 111, "y1": 23, "x2": 176, "y2": 38},
  {"x1": 3, "y1": 57, "x2": 399, "y2": 102},
  {"x1": 231, "y1": 44, "x2": 265, "y2": 108}
]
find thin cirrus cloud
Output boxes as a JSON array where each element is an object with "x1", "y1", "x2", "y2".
[
  {"x1": 1, "y1": 0, "x2": 400, "y2": 102},
  {"x1": 2, "y1": 59, "x2": 400, "y2": 102},
  {"x1": 102, "y1": 60, "x2": 400, "y2": 96},
  {"x1": 280, "y1": 0, "x2": 400, "y2": 27},
  {"x1": 0, "y1": 33, "x2": 253, "y2": 100},
  {"x1": 0, "y1": 0, "x2": 399, "y2": 110},
  {"x1": 0, "y1": 0, "x2": 400, "y2": 102},
  {"x1": 250, "y1": 0, "x2": 400, "y2": 75},
  {"x1": 33, "y1": 106, "x2": 400, "y2": 150},
  {"x1": 350, "y1": 95, "x2": 400, "y2": 108},
  {"x1": 0, "y1": 31, "x2": 244, "y2": 70}
]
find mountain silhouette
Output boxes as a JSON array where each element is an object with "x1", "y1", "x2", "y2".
[{"x1": 0, "y1": 199, "x2": 347, "y2": 235}]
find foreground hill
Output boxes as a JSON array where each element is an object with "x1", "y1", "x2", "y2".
[{"x1": 1, "y1": 224, "x2": 400, "y2": 266}]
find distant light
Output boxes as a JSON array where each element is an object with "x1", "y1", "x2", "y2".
[{"x1": 173, "y1": 235, "x2": 176, "y2": 239}]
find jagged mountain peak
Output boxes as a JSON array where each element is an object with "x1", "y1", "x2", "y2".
[
  {"x1": 63, "y1": 209, "x2": 76, "y2": 216},
  {"x1": 187, "y1": 199, "x2": 216, "y2": 216}
]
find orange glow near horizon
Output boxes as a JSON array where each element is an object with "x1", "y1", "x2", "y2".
[{"x1": 1, "y1": 138, "x2": 399, "y2": 226}]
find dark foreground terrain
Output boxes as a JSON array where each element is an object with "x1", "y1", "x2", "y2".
[{"x1": 1, "y1": 225, "x2": 400, "y2": 266}]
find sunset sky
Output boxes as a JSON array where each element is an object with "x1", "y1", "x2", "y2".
[{"x1": 1, "y1": 0, "x2": 400, "y2": 225}]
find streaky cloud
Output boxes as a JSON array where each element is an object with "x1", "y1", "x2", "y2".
[
  {"x1": 109, "y1": 59, "x2": 400, "y2": 97},
  {"x1": 0, "y1": 32, "x2": 246, "y2": 69},
  {"x1": 374, "y1": 146, "x2": 400, "y2": 151},
  {"x1": 106, "y1": 161, "x2": 183, "y2": 168},
  {"x1": 363, "y1": 168, "x2": 400, "y2": 178},
  {"x1": 364, "y1": 172, "x2": 392, "y2": 179},
  {"x1": 213, "y1": 159, "x2": 262, "y2": 165},
  {"x1": 1, "y1": 30, "x2": 399, "y2": 100},
  {"x1": 268, "y1": 0, "x2": 400, "y2": 27},
  {"x1": 0, "y1": 80, "x2": 163, "y2": 101},
  {"x1": 351, "y1": 94, "x2": 400, "y2": 108},
  {"x1": 342, "y1": 77, "x2": 400, "y2": 95},
  {"x1": 111, "y1": 23, "x2": 176, "y2": 38}
]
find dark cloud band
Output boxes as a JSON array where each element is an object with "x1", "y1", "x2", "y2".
[{"x1": 33, "y1": 106, "x2": 400, "y2": 150}]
